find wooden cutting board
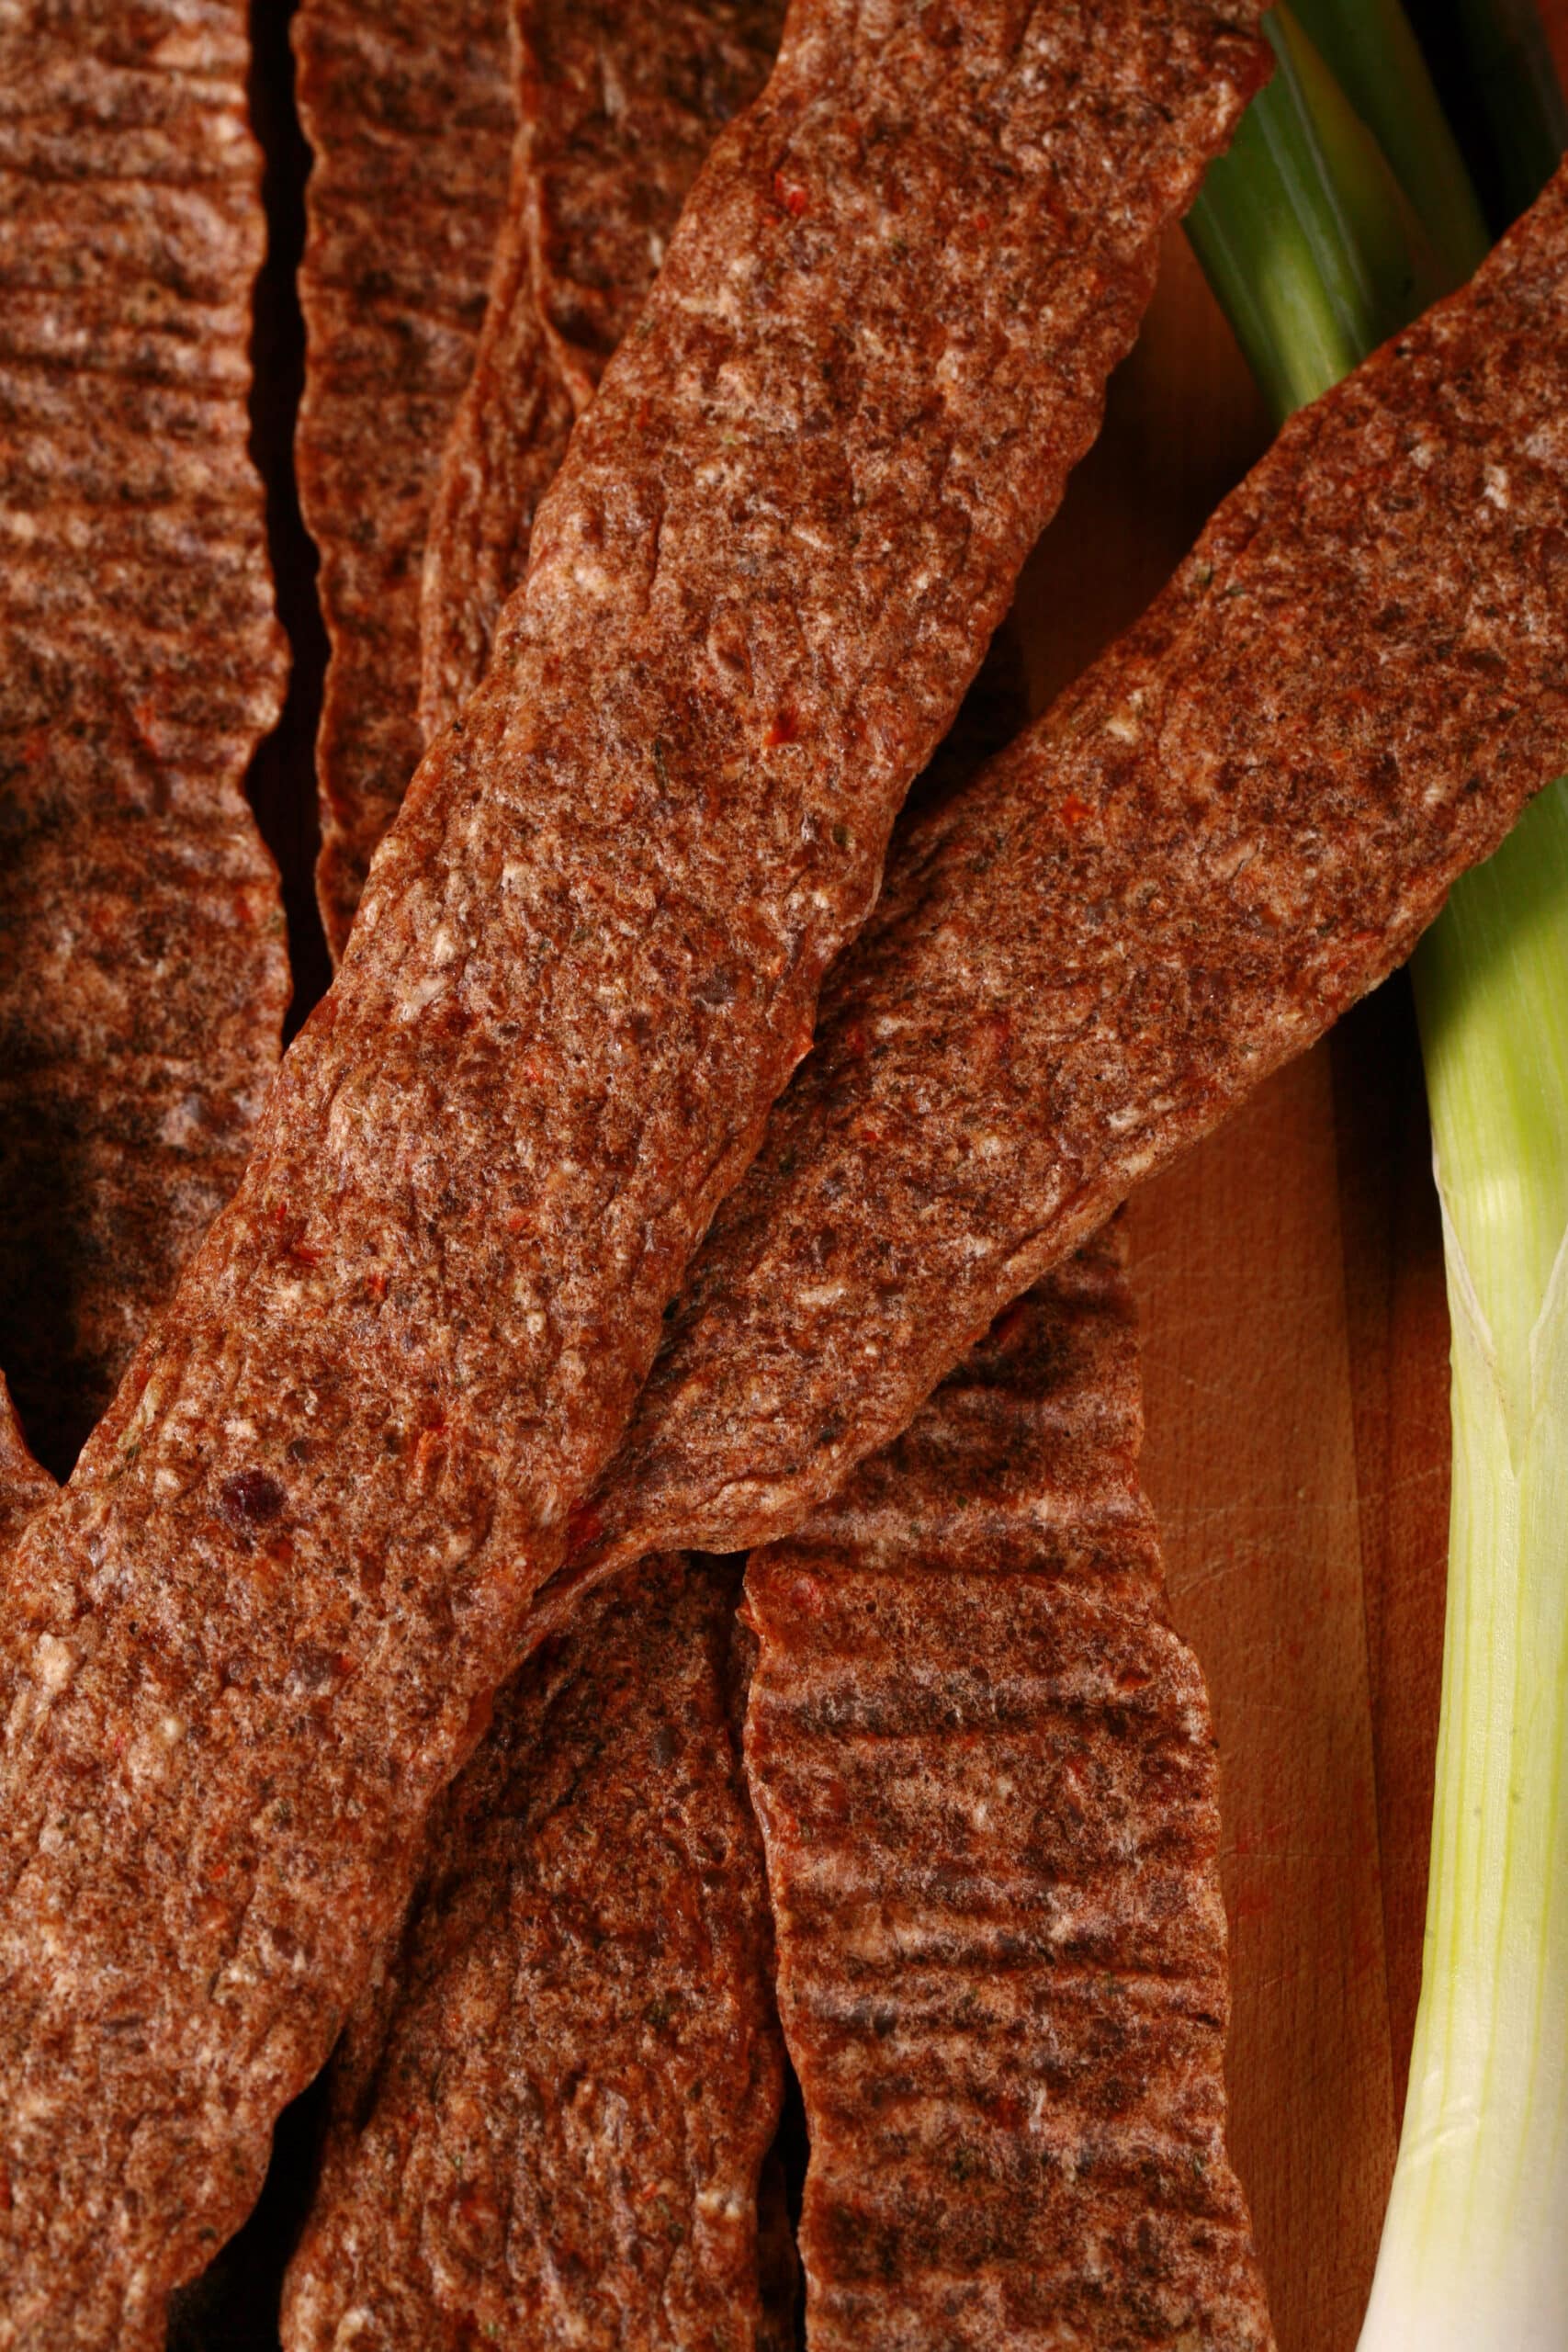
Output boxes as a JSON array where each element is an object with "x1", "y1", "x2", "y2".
[{"x1": 1015, "y1": 14, "x2": 1568, "y2": 2306}]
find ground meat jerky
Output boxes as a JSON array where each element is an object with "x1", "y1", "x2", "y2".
[
  {"x1": 419, "y1": 0, "x2": 784, "y2": 747},
  {"x1": 0, "y1": 3, "x2": 288, "y2": 1476},
  {"x1": 0, "y1": 8, "x2": 1269, "y2": 2337},
  {"x1": 571, "y1": 163, "x2": 1568, "y2": 1576},
  {"x1": 280, "y1": 1556, "x2": 785, "y2": 2352},
  {"x1": 295, "y1": 0, "x2": 513, "y2": 957},
  {"x1": 744, "y1": 1234, "x2": 1275, "y2": 2349}
]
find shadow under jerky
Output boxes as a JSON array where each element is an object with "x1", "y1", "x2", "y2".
[
  {"x1": 281, "y1": 1556, "x2": 787, "y2": 2352},
  {"x1": 745, "y1": 1234, "x2": 1274, "y2": 2348},
  {"x1": 0, "y1": 1, "x2": 289, "y2": 1475}
]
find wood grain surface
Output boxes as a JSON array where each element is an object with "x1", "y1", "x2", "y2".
[
  {"x1": 1015, "y1": 68, "x2": 1562, "y2": 2320},
  {"x1": 1018, "y1": 237, "x2": 1417, "y2": 2349}
]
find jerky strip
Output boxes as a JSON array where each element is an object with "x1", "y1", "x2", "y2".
[
  {"x1": 280, "y1": 1556, "x2": 786, "y2": 2352},
  {"x1": 744, "y1": 1234, "x2": 1275, "y2": 2348},
  {"x1": 0, "y1": 12, "x2": 1268, "y2": 2337},
  {"x1": 295, "y1": 0, "x2": 514, "y2": 957},
  {"x1": 574, "y1": 164, "x2": 1568, "y2": 1576},
  {"x1": 419, "y1": 0, "x2": 784, "y2": 747},
  {"x1": 0, "y1": 2, "x2": 288, "y2": 1474}
]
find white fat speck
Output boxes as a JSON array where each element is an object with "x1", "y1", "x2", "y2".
[
  {"x1": 525, "y1": 1310, "x2": 547, "y2": 1340},
  {"x1": 696, "y1": 2188, "x2": 744, "y2": 2219},
  {"x1": 35, "y1": 1634, "x2": 73, "y2": 1693},
  {"x1": 224, "y1": 1419, "x2": 258, "y2": 1443},
  {"x1": 796, "y1": 1283, "x2": 847, "y2": 1307},
  {"x1": 400, "y1": 970, "x2": 447, "y2": 1017},
  {"x1": 158, "y1": 1094, "x2": 207, "y2": 1150},
  {"x1": 430, "y1": 925, "x2": 459, "y2": 968},
  {"x1": 1483, "y1": 465, "x2": 1511, "y2": 509},
  {"x1": 159, "y1": 1714, "x2": 185, "y2": 1746},
  {"x1": 1104, "y1": 709, "x2": 1139, "y2": 742},
  {"x1": 976, "y1": 1133, "x2": 1009, "y2": 1159},
  {"x1": 154, "y1": 1467, "x2": 183, "y2": 1496},
  {"x1": 1, "y1": 508, "x2": 39, "y2": 541}
]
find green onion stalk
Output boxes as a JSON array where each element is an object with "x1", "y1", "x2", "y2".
[{"x1": 1190, "y1": 5, "x2": 1568, "y2": 2342}]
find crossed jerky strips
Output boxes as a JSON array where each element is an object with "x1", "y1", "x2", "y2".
[
  {"x1": 0, "y1": 3, "x2": 1271, "y2": 2337},
  {"x1": 281, "y1": 160, "x2": 1568, "y2": 2348},
  {"x1": 572, "y1": 160, "x2": 1568, "y2": 1577},
  {"x1": 282, "y1": 1242, "x2": 1276, "y2": 2348}
]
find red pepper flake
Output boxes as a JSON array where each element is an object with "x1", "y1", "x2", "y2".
[
  {"x1": 763, "y1": 707, "x2": 798, "y2": 748},
  {"x1": 288, "y1": 1238, "x2": 323, "y2": 1270},
  {"x1": 973, "y1": 209, "x2": 992, "y2": 233},
  {"x1": 413, "y1": 1423, "x2": 447, "y2": 1481},
  {"x1": 364, "y1": 1271, "x2": 388, "y2": 1303},
  {"x1": 772, "y1": 169, "x2": 808, "y2": 219},
  {"x1": 840, "y1": 1020, "x2": 870, "y2": 1060},
  {"x1": 1060, "y1": 790, "x2": 1092, "y2": 827}
]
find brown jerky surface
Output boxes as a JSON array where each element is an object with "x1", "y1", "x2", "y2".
[
  {"x1": 0, "y1": 2, "x2": 288, "y2": 1475},
  {"x1": 295, "y1": 0, "x2": 514, "y2": 957},
  {"x1": 745, "y1": 1234, "x2": 1274, "y2": 2348},
  {"x1": 281, "y1": 1555, "x2": 785, "y2": 2352},
  {"x1": 0, "y1": 1377, "x2": 53, "y2": 1557},
  {"x1": 576, "y1": 165, "x2": 1568, "y2": 1575},
  {"x1": 0, "y1": 12, "x2": 1268, "y2": 2340},
  {"x1": 419, "y1": 0, "x2": 784, "y2": 744}
]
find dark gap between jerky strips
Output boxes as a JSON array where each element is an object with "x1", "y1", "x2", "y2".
[
  {"x1": 294, "y1": 0, "x2": 514, "y2": 959},
  {"x1": 0, "y1": 2, "x2": 288, "y2": 1476},
  {"x1": 744, "y1": 1232, "x2": 1275, "y2": 2350},
  {"x1": 0, "y1": 1377, "x2": 53, "y2": 1555},
  {"x1": 0, "y1": 8, "x2": 1269, "y2": 2338},
  {"x1": 421, "y1": 0, "x2": 786, "y2": 749},
  {"x1": 568, "y1": 163, "x2": 1568, "y2": 1581},
  {"x1": 280, "y1": 1555, "x2": 791, "y2": 2351}
]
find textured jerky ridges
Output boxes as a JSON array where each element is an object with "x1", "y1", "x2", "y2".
[
  {"x1": 744, "y1": 1237, "x2": 1275, "y2": 2349},
  {"x1": 576, "y1": 164, "x2": 1568, "y2": 1575},
  {"x1": 419, "y1": 0, "x2": 784, "y2": 744},
  {"x1": 294, "y1": 0, "x2": 513, "y2": 957},
  {"x1": 0, "y1": 2, "x2": 288, "y2": 1475},
  {"x1": 0, "y1": 12, "x2": 1269, "y2": 2339},
  {"x1": 281, "y1": 1556, "x2": 786, "y2": 2352}
]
